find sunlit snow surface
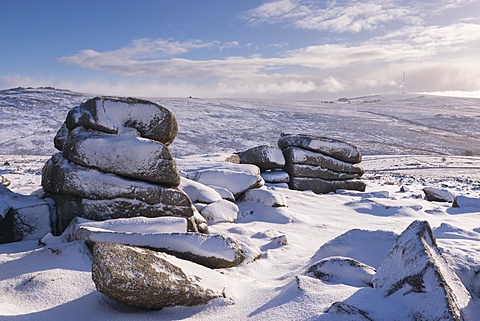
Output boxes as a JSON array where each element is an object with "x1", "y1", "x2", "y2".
[{"x1": 1, "y1": 88, "x2": 480, "y2": 320}]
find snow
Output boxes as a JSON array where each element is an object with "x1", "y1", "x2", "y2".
[{"x1": 2, "y1": 89, "x2": 480, "y2": 320}]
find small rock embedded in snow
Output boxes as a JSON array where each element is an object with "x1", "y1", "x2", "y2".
[
  {"x1": 452, "y1": 195, "x2": 480, "y2": 208},
  {"x1": 200, "y1": 199, "x2": 239, "y2": 224},
  {"x1": 423, "y1": 187, "x2": 455, "y2": 202},
  {"x1": 240, "y1": 188, "x2": 288, "y2": 207},
  {"x1": 209, "y1": 185, "x2": 235, "y2": 201},
  {"x1": 193, "y1": 168, "x2": 264, "y2": 197},
  {"x1": 307, "y1": 256, "x2": 376, "y2": 287},
  {"x1": 179, "y1": 177, "x2": 223, "y2": 204},
  {"x1": 325, "y1": 302, "x2": 372, "y2": 320},
  {"x1": 92, "y1": 242, "x2": 227, "y2": 309}
]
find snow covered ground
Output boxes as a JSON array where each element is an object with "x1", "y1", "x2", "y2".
[{"x1": 1, "y1": 88, "x2": 480, "y2": 320}]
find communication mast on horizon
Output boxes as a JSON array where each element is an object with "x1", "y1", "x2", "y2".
[{"x1": 402, "y1": 71, "x2": 406, "y2": 94}]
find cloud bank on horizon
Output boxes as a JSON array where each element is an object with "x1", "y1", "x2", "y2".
[{"x1": 2, "y1": 0, "x2": 480, "y2": 98}]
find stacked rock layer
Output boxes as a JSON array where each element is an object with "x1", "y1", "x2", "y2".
[
  {"x1": 279, "y1": 134, "x2": 366, "y2": 194},
  {"x1": 42, "y1": 96, "x2": 198, "y2": 235}
]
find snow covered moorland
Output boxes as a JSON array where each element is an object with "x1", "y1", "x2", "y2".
[{"x1": 1, "y1": 87, "x2": 480, "y2": 320}]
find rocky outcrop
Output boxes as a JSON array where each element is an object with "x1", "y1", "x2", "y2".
[
  {"x1": 42, "y1": 96, "x2": 198, "y2": 235},
  {"x1": 372, "y1": 220, "x2": 471, "y2": 321},
  {"x1": 92, "y1": 242, "x2": 227, "y2": 309},
  {"x1": 279, "y1": 134, "x2": 365, "y2": 194}
]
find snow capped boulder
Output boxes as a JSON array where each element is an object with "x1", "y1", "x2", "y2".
[
  {"x1": 307, "y1": 256, "x2": 376, "y2": 287},
  {"x1": 278, "y1": 133, "x2": 362, "y2": 163},
  {"x1": 179, "y1": 177, "x2": 223, "y2": 204},
  {"x1": 92, "y1": 242, "x2": 227, "y2": 310},
  {"x1": 65, "y1": 217, "x2": 245, "y2": 268},
  {"x1": 423, "y1": 187, "x2": 455, "y2": 202},
  {"x1": 239, "y1": 188, "x2": 288, "y2": 207},
  {"x1": 64, "y1": 96, "x2": 178, "y2": 146},
  {"x1": 452, "y1": 195, "x2": 480, "y2": 208},
  {"x1": 0, "y1": 185, "x2": 53, "y2": 243},
  {"x1": 199, "y1": 199, "x2": 239, "y2": 224},
  {"x1": 62, "y1": 131, "x2": 180, "y2": 186},
  {"x1": 373, "y1": 220, "x2": 472, "y2": 321},
  {"x1": 193, "y1": 168, "x2": 264, "y2": 197},
  {"x1": 282, "y1": 146, "x2": 364, "y2": 175},
  {"x1": 235, "y1": 145, "x2": 285, "y2": 171}
]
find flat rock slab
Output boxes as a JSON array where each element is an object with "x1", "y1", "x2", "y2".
[
  {"x1": 63, "y1": 131, "x2": 180, "y2": 186},
  {"x1": 67, "y1": 217, "x2": 244, "y2": 268},
  {"x1": 289, "y1": 177, "x2": 366, "y2": 194},
  {"x1": 64, "y1": 96, "x2": 178, "y2": 145},
  {"x1": 92, "y1": 242, "x2": 227, "y2": 309},
  {"x1": 261, "y1": 170, "x2": 290, "y2": 184},
  {"x1": 278, "y1": 133, "x2": 362, "y2": 163},
  {"x1": 284, "y1": 163, "x2": 362, "y2": 180},
  {"x1": 282, "y1": 146, "x2": 364, "y2": 175},
  {"x1": 49, "y1": 194, "x2": 197, "y2": 235}
]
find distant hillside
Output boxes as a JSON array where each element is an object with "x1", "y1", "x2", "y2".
[{"x1": 1, "y1": 87, "x2": 479, "y2": 157}]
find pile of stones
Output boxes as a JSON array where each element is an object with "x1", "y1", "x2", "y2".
[
  {"x1": 237, "y1": 134, "x2": 366, "y2": 194},
  {"x1": 41, "y1": 96, "x2": 201, "y2": 235}
]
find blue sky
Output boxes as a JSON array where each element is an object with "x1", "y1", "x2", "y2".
[{"x1": 1, "y1": 0, "x2": 480, "y2": 99}]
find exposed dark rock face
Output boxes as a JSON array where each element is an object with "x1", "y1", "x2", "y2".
[{"x1": 92, "y1": 242, "x2": 225, "y2": 309}]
